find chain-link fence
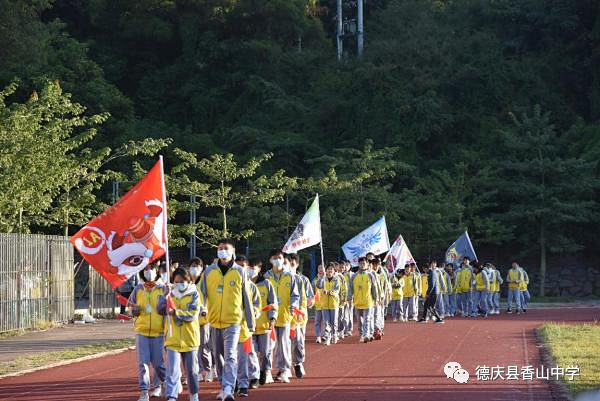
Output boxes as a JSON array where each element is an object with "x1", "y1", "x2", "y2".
[{"x1": 0, "y1": 234, "x2": 74, "y2": 333}]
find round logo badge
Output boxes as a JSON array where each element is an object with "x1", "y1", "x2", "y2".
[
  {"x1": 285, "y1": 282, "x2": 291, "y2": 288},
  {"x1": 229, "y1": 280, "x2": 236, "y2": 287}
]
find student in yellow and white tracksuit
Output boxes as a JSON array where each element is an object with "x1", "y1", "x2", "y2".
[
  {"x1": 264, "y1": 250, "x2": 299, "y2": 383},
  {"x1": 372, "y1": 258, "x2": 390, "y2": 337},
  {"x1": 249, "y1": 261, "x2": 277, "y2": 386},
  {"x1": 445, "y1": 263, "x2": 457, "y2": 316},
  {"x1": 235, "y1": 255, "x2": 260, "y2": 397},
  {"x1": 312, "y1": 265, "x2": 325, "y2": 343},
  {"x1": 488, "y1": 264, "x2": 503, "y2": 315},
  {"x1": 335, "y1": 267, "x2": 347, "y2": 340},
  {"x1": 129, "y1": 264, "x2": 166, "y2": 401},
  {"x1": 455, "y1": 263, "x2": 473, "y2": 317},
  {"x1": 316, "y1": 263, "x2": 340, "y2": 346},
  {"x1": 433, "y1": 263, "x2": 447, "y2": 317},
  {"x1": 341, "y1": 262, "x2": 355, "y2": 336},
  {"x1": 200, "y1": 239, "x2": 256, "y2": 400},
  {"x1": 289, "y1": 253, "x2": 314, "y2": 379},
  {"x1": 158, "y1": 267, "x2": 201, "y2": 401},
  {"x1": 390, "y1": 268, "x2": 405, "y2": 322},
  {"x1": 189, "y1": 257, "x2": 214, "y2": 383},
  {"x1": 506, "y1": 261, "x2": 524, "y2": 314},
  {"x1": 518, "y1": 265, "x2": 530, "y2": 312},
  {"x1": 418, "y1": 265, "x2": 428, "y2": 318},
  {"x1": 349, "y1": 257, "x2": 378, "y2": 342},
  {"x1": 402, "y1": 264, "x2": 418, "y2": 321}
]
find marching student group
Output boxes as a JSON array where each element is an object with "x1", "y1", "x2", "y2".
[{"x1": 127, "y1": 238, "x2": 532, "y2": 401}]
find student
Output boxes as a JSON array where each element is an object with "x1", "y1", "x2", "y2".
[
  {"x1": 456, "y1": 258, "x2": 473, "y2": 317},
  {"x1": 158, "y1": 267, "x2": 201, "y2": 401},
  {"x1": 312, "y1": 264, "x2": 325, "y2": 343},
  {"x1": 189, "y1": 257, "x2": 214, "y2": 383},
  {"x1": 402, "y1": 264, "x2": 417, "y2": 321},
  {"x1": 506, "y1": 261, "x2": 523, "y2": 314},
  {"x1": 419, "y1": 265, "x2": 428, "y2": 319},
  {"x1": 518, "y1": 265, "x2": 530, "y2": 313},
  {"x1": 342, "y1": 262, "x2": 355, "y2": 336},
  {"x1": 317, "y1": 262, "x2": 340, "y2": 346},
  {"x1": 432, "y1": 262, "x2": 446, "y2": 317},
  {"x1": 128, "y1": 264, "x2": 166, "y2": 401},
  {"x1": 249, "y1": 260, "x2": 277, "y2": 387},
  {"x1": 390, "y1": 268, "x2": 405, "y2": 322},
  {"x1": 371, "y1": 258, "x2": 389, "y2": 339},
  {"x1": 489, "y1": 264, "x2": 503, "y2": 315},
  {"x1": 473, "y1": 265, "x2": 489, "y2": 317},
  {"x1": 264, "y1": 249, "x2": 300, "y2": 383},
  {"x1": 349, "y1": 257, "x2": 378, "y2": 343},
  {"x1": 288, "y1": 253, "x2": 314, "y2": 378},
  {"x1": 445, "y1": 263, "x2": 457, "y2": 317},
  {"x1": 200, "y1": 239, "x2": 256, "y2": 401},
  {"x1": 235, "y1": 255, "x2": 260, "y2": 398},
  {"x1": 366, "y1": 259, "x2": 381, "y2": 337},
  {"x1": 418, "y1": 262, "x2": 444, "y2": 324},
  {"x1": 334, "y1": 263, "x2": 347, "y2": 340}
]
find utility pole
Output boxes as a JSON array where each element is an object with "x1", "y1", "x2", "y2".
[
  {"x1": 189, "y1": 195, "x2": 197, "y2": 259},
  {"x1": 336, "y1": 0, "x2": 343, "y2": 61},
  {"x1": 357, "y1": 0, "x2": 364, "y2": 56}
]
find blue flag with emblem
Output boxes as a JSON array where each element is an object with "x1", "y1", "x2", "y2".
[
  {"x1": 342, "y1": 216, "x2": 390, "y2": 266},
  {"x1": 445, "y1": 231, "x2": 478, "y2": 265}
]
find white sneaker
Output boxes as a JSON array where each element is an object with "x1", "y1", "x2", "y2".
[
  {"x1": 285, "y1": 369, "x2": 293, "y2": 379},
  {"x1": 265, "y1": 370, "x2": 274, "y2": 384},
  {"x1": 190, "y1": 394, "x2": 199, "y2": 401},
  {"x1": 316, "y1": 336, "x2": 321, "y2": 344},
  {"x1": 216, "y1": 390, "x2": 224, "y2": 400},
  {"x1": 359, "y1": 336, "x2": 365, "y2": 343},
  {"x1": 333, "y1": 336, "x2": 338, "y2": 344},
  {"x1": 150, "y1": 383, "x2": 163, "y2": 397},
  {"x1": 392, "y1": 318, "x2": 398, "y2": 322},
  {"x1": 325, "y1": 338, "x2": 331, "y2": 346},
  {"x1": 276, "y1": 370, "x2": 291, "y2": 383},
  {"x1": 346, "y1": 331, "x2": 353, "y2": 336},
  {"x1": 138, "y1": 391, "x2": 149, "y2": 401},
  {"x1": 204, "y1": 369, "x2": 214, "y2": 382}
]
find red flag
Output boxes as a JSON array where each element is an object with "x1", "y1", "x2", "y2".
[
  {"x1": 290, "y1": 326, "x2": 296, "y2": 338},
  {"x1": 70, "y1": 160, "x2": 167, "y2": 289},
  {"x1": 262, "y1": 305, "x2": 274, "y2": 312},
  {"x1": 243, "y1": 337, "x2": 253, "y2": 353},
  {"x1": 270, "y1": 326, "x2": 277, "y2": 341},
  {"x1": 115, "y1": 293, "x2": 129, "y2": 306}
]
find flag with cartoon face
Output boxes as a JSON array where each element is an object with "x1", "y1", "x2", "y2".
[
  {"x1": 70, "y1": 159, "x2": 167, "y2": 288},
  {"x1": 342, "y1": 216, "x2": 390, "y2": 266}
]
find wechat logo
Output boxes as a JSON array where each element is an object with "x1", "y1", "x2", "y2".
[{"x1": 444, "y1": 362, "x2": 469, "y2": 384}]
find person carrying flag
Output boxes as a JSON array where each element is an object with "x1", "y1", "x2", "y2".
[{"x1": 201, "y1": 238, "x2": 256, "y2": 401}]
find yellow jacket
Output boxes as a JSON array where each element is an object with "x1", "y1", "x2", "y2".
[
  {"x1": 312, "y1": 276, "x2": 324, "y2": 311},
  {"x1": 201, "y1": 262, "x2": 255, "y2": 331},
  {"x1": 292, "y1": 274, "x2": 313, "y2": 328},
  {"x1": 403, "y1": 274, "x2": 415, "y2": 297},
  {"x1": 159, "y1": 285, "x2": 200, "y2": 353},
  {"x1": 474, "y1": 272, "x2": 488, "y2": 291},
  {"x1": 420, "y1": 273, "x2": 429, "y2": 297},
  {"x1": 506, "y1": 268, "x2": 522, "y2": 289},
  {"x1": 456, "y1": 268, "x2": 472, "y2": 293},
  {"x1": 129, "y1": 283, "x2": 165, "y2": 337},
  {"x1": 254, "y1": 279, "x2": 277, "y2": 335},
  {"x1": 317, "y1": 276, "x2": 340, "y2": 310},
  {"x1": 390, "y1": 275, "x2": 404, "y2": 300},
  {"x1": 265, "y1": 270, "x2": 300, "y2": 327},
  {"x1": 519, "y1": 268, "x2": 529, "y2": 291},
  {"x1": 349, "y1": 271, "x2": 377, "y2": 309},
  {"x1": 337, "y1": 273, "x2": 348, "y2": 306}
]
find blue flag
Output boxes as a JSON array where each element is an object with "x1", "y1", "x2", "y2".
[
  {"x1": 342, "y1": 216, "x2": 390, "y2": 266},
  {"x1": 445, "y1": 231, "x2": 477, "y2": 265}
]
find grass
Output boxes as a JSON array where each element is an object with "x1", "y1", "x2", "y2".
[
  {"x1": 530, "y1": 295, "x2": 600, "y2": 303},
  {"x1": 0, "y1": 337, "x2": 134, "y2": 376},
  {"x1": 0, "y1": 321, "x2": 61, "y2": 339},
  {"x1": 538, "y1": 323, "x2": 600, "y2": 395}
]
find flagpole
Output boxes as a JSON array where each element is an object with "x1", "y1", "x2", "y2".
[
  {"x1": 159, "y1": 155, "x2": 172, "y2": 336},
  {"x1": 317, "y1": 194, "x2": 325, "y2": 268}
]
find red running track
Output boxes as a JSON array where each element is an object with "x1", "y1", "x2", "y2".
[{"x1": 1, "y1": 307, "x2": 598, "y2": 401}]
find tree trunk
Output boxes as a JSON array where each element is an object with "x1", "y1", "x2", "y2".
[{"x1": 539, "y1": 220, "x2": 546, "y2": 296}]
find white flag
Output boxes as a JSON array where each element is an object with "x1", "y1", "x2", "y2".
[
  {"x1": 282, "y1": 194, "x2": 321, "y2": 254},
  {"x1": 342, "y1": 216, "x2": 390, "y2": 266},
  {"x1": 384, "y1": 235, "x2": 416, "y2": 272}
]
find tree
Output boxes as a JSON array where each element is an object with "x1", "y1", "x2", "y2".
[
  {"x1": 0, "y1": 80, "x2": 170, "y2": 235},
  {"x1": 498, "y1": 105, "x2": 599, "y2": 295}
]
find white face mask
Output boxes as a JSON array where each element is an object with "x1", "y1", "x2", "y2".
[
  {"x1": 143, "y1": 269, "x2": 156, "y2": 282},
  {"x1": 177, "y1": 282, "x2": 188, "y2": 292},
  {"x1": 190, "y1": 267, "x2": 201, "y2": 277},
  {"x1": 217, "y1": 249, "x2": 232, "y2": 260},
  {"x1": 271, "y1": 259, "x2": 283, "y2": 269},
  {"x1": 247, "y1": 268, "x2": 258, "y2": 280}
]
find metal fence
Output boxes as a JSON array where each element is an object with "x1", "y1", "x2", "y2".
[
  {"x1": 0, "y1": 234, "x2": 74, "y2": 333},
  {"x1": 88, "y1": 265, "x2": 119, "y2": 317}
]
